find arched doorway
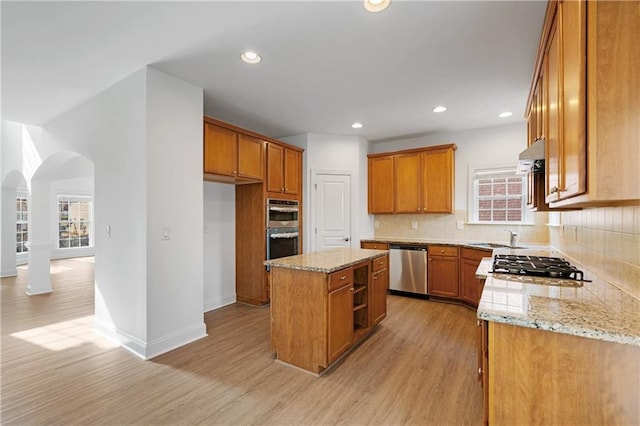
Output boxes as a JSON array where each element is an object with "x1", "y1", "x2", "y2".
[{"x1": 23, "y1": 151, "x2": 95, "y2": 295}]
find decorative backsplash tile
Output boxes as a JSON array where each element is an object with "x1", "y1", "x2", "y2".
[
  {"x1": 374, "y1": 206, "x2": 640, "y2": 301},
  {"x1": 551, "y1": 206, "x2": 640, "y2": 301},
  {"x1": 373, "y1": 210, "x2": 549, "y2": 244}
]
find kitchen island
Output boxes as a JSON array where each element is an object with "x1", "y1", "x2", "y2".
[
  {"x1": 266, "y1": 248, "x2": 389, "y2": 375},
  {"x1": 476, "y1": 248, "x2": 640, "y2": 425}
]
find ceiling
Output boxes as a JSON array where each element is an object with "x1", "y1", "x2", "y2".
[{"x1": 2, "y1": 1, "x2": 547, "y2": 142}]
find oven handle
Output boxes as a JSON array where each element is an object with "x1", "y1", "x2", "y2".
[
  {"x1": 268, "y1": 206, "x2": 299, "y2": 213},
  {"x1": 269, "y1": 232, "x2": 299, "y2": 239}
]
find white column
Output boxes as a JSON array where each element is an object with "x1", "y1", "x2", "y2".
[
  {"x1": 1, "y1": 186, "x2": 18, "y2": 277},
  {"x1": 26, "y1": 180, "x2": 52, "y2": 295}
]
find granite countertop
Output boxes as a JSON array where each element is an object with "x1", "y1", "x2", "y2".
[
  {"x1": 265, "y1": 247, "x2": 388, "y2": 273},
  {"x1": 476, "y1": 248, "x2": 640, "y2": 346},
  {"x1": 360, "y1": 237, "x2": 548, "y2": 251}
]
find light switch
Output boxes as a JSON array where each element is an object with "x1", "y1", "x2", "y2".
[
  {"x1": 203, "y1": 224, "x2": 209, "y2": 234},
  {"x1": 106, "y1": 225, "x2": 111, "y2": 238},
  {"x1": 162, "y1": 226, "x2": 170, "y2": 240}
]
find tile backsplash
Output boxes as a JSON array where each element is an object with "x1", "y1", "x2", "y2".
[
  {"x1": 374, "y1": 206, "x2": 640, "y2": 301},
  {"x1": 550, "y1": 206, "x2": 640, "y2": 300},
  {"x1": 373, "y1": 210, "x2": 549, "y2": 245}
]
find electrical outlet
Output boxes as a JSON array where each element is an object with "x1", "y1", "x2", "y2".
[
  {"x1": 560, "y1": 225, "x2": 564, "y2": 238},
  {"x1": 456, "y1": 221, "x2": 464, "y2": 230},
  {"x1": 105, "y1": 225, "x2": 111, "y2": 238},
  {"x1": 411, "y1": 221, "x2": 418, "y2": 230},
  {"x1": 374, "y1": 220, "x2": 379, "y2": 229},
  {"x1": 573, "y1": 226, "x2": 578, "y2": 242},
  {"x1": 203, "y1": 224, "x2": 209, "y2": 234}
]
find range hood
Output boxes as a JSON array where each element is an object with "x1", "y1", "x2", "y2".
[{"x1": 517, "y1": 138, "x2": 545, "y2": 174}]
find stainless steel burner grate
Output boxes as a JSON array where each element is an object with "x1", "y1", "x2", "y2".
[{"x1": 491, "y1": 254, "x2": 588, "y2": 281}]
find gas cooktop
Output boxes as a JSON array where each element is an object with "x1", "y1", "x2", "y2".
[{"x1": 491, "y1": 254, "x2": 588, "y2": 281}]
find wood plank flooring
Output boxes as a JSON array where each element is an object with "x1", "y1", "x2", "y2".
[{"x1": 1, "y1": 258, "x2": 482, "y2": 425}]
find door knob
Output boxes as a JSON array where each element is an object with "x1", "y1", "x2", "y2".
[{"x1": 344, "y1": 237, "x2": 350, "y2": 242}]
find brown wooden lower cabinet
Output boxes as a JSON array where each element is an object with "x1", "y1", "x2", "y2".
[
  {"x1": 427, "y1": 245, "x2": 459, "y2": 298},
  {"x1": 482, "y1": 321, "x2": 639, "y2": 425},
  {"x1": 327, "y1": 283, "x2": 353, "y2": 363},
  {"x1": 271, "y1": 255, "x2": 389, "y2": 375},
  {"x1": 460, "y1": 248, "x2": 491, "y2": 307}
]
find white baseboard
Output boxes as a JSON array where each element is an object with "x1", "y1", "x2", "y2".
[
  {"x1": 0, "y1": 268, "x2": 17, "y2": 278},
  {"x1": 145, "y1": 323, "x2": 207, "y2": 360},
  {"x1": 51, "y1": 248, "x2": 95, "y2": 260},
  {"x1": 93, "y1": 317, "x2": 147, "y2": 359},
  {"x1": 204, "y1": 294, "x2": 236, "y2": 313},
  {"x1": 93, "y1": 317, "x2": 207, "y2": 360}
]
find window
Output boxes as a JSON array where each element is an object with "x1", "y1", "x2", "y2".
[
  {"x1": 58, "y1": 196, "x2": 92, "y2": 248},
  {"x1": 16, "y1": 196, "x2": 28, "y2": 253},
  {"x1": 469, "y1": 166, "x2": 528, "y2": 224}
]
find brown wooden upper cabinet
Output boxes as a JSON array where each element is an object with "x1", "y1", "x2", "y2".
[
  {"x1": 368, "y1": 155, "x2": 395, "y2": 214},
  {"x1": 266, "y1": 143, "x2": 301, "y2": 196},
  {"x1": 368, "y1": 144, "x2": 456, "y2": 214},
  {"x1": 525, "y1": 0, "x2": 639, "y2": 207},
  {"x1": 204, "y1": 121, "x2": 264, "y2": 181}
]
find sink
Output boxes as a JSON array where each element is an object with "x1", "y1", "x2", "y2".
[{"x1": 468, "y1": 242, "x2": 528, "y2": 249}]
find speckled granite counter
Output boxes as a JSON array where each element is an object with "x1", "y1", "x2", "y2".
[
  {"x1": 265, "y1": 247, "x2": 387, "y2": 273},
  {"x1": 476, "y1": 248, "x2": 640, "y2": 346}
]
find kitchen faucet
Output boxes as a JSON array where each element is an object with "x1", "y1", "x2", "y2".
[{"x1": 504, "y1": 229, "x2": 518, "y2": 248}]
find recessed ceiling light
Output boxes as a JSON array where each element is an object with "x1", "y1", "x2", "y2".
[
  {"x1": 240, "y1": 51, "x2": 261, "y2": 64},
  {"x1": 364, "y1": 0, "x2": 391, "y2": 13},
  {"x1": 432, "y1": 106, "x2": 447, "y2": 113},
  {"x1": 498, "y1": 111, "x2": 513, "y2": 118},
  {"x1": 352, "y1": 122, "x2": 363, "y2": 129}
]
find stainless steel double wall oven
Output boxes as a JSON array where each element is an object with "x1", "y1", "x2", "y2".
[{"x1": 266, "y1": 199, "x2": 300, "y2": 262}]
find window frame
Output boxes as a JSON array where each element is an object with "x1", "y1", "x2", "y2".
[
  {"x1": 57, "y1": 194, "x2": 93, "y2": 249},
  {"x1": 467, "y1": 164, "x2": 534, "y2": 226},
  {"x1": 16, "y1": 192, "x2": 29, "y2": 253}
]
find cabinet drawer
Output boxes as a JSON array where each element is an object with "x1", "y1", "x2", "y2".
[
  {"x1": 372, "y1": 255, "x2": 388, "y2": 272},
  {"x1": 328, "y1": 268, "x2": 353, "y2": 291},
  {"x1": 428, "y1": 245, "x2": 458, "y2": 257},
  {"x1": 361, "y1": 241, "x2": 389, "y2": 250}
]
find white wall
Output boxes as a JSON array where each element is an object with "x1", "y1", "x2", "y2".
[
  {"x1": 42, "y1": 68, "x2": 150, "y2": 353},
  {"x1": 371, "y1": 122, "x2": 528, "y2": 210},
  {"x1": 14, "y1": 66, "x2": 207, "y2": 359},
  {"x1": 203, "y1": 182, "x2": 236, "y2": 311},
  {"x1": 281, "y1": 133, "x2": 374, "y2": 253},
  {"x1": 144, "y1": 67, "x2": 205, "y2": 353}
]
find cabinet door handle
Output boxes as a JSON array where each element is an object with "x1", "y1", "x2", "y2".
[
  {"x1": 477, "y1": 320, "x2": 481, "y2": 327},
  {"x1": 340, "y1": 275, "x2": 346, "y2": 280},
  {"x1": 428, "y1": 258, "x2": 432, "y2": 261},
  {"x1": 373, "y1": 276, "x2": 378, "y2": 280},
  {"x1": 440, "y1": 250, "x2": 445, "y2": 254},
  {"x1": 350, "y1": 287, "x2": 354, "y2": 291},
  {"x1": 478, "y1": 367, "x2": 482, "y2": 375},
  {"x1": 550, "y1": 186, "x2": 566, "y2": 194},
  {"x1": 379, "y1": 261, "x2": 384, "y2": 266}
]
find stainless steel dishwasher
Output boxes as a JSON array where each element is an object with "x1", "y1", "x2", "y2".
[{"x1": 389, "y1": 244, "x2": 428, "y2": 295}]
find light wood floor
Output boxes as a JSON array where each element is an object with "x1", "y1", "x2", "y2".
[{"x1": 1, "y1": 258, "x2": 483, "y2": 425}]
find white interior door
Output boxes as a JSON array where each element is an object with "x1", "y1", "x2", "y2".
[{"x1": 313, "y1": 173, "x2": 351, "y2": 252}]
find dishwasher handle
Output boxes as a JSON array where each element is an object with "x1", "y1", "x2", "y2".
[{"x1": 389, "y1": 244, "x2": 427, "y2": 251}]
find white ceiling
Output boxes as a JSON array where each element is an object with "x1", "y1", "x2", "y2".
[{"x1": 2, "y1": 1, "x2": 546, "y2": 142}]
